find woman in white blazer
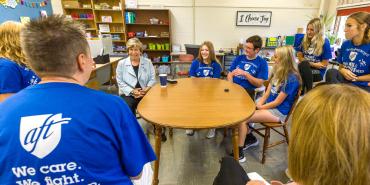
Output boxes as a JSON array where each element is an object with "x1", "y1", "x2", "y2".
[{"x1": 116, "y1": 38, "x2": 156, "y2": 114}]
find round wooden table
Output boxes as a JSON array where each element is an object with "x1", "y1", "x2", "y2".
[{"x1": 137, "y1": 78, "x2": 255, "y2": 185}]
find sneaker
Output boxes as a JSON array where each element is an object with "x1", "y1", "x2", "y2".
[
  {"x1": 186, "y1": 129, "x2": 194, "y2": 136},
  {"x1": 243, "y1": 133, "x2": 259, "y2": 150},
  {"x1": 229, "y1": 147, "x2": 246, "y2": 163},
  {"x1": 206, "y1": 129, "x2": 216, "y2": 139}
]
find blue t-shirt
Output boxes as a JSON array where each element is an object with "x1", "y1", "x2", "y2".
[
  {"x1": 338, "y1": 40, "x2": 370, "y2": 87},
  {"x1": 0, "y1": 82, "x2": 156, "y2": 185},
  {"x1": 296, "y1": 38, "x2": 332, "y2": 77},
  {"x1": 266, "y1": 73, "x2": 300, "y2": 115},
  {"x1": 228, "y1": 55, "x2": 268, "y2": 90},
  {"x1": 189, "y1": 59, "x2": 221, "y2": 78},
  {"x1": 0, "y1": 58, "x2": 40, "y2": 94}
]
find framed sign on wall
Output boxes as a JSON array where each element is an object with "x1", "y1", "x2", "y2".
[{"x1": 236, "y1": 11, "x2": 272, "y2": 27}]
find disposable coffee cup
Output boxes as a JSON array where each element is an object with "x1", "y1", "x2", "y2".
[{"x1": 159, "y1": 74, "x2": 167, "y2": 87}]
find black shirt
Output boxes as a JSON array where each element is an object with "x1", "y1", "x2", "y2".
[{"x1": 132, "y1": 65, "x2": 141, "y2": 88}]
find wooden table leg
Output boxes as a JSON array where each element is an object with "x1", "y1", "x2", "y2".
[
  {"x1": 232, "y1": 126, "x2": 239, "y2": 160},
  {"x1": 153, "y1": 126, "x2": 162, "y2": 185}
]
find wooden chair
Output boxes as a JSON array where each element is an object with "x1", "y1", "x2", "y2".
[{"x1": 251, "y1": 86, "x2": 301, "y2": 164}]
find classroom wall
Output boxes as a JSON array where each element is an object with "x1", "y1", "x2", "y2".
[
  {"x1": 0, "y1": 1, "x2": 53, "y2": 23},
  {"x1": 52, "y1": 0, "x2": 323, "y2": 49}
]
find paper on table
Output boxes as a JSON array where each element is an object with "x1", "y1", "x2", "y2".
[{"x1": 247, "y1": 172, "x2": 271, "y2": 185}]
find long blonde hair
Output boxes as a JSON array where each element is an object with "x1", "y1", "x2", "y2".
[
  {"x1": 271, "y1": 46, "x2": 301, "y2": 87},
  {"x1": 0, "y1": 21, "x2": 27, "y2": 66},
  {"x1": 289, "y1": 84, "x2": 370, "y2": 185},
  {"x1": 302, "y1": 18, "x2": 325, "y2": 56},
  {"x1": 197, "y1": 41, "x2": 219, "y2": 65}
]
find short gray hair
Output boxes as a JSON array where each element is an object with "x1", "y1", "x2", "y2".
[{"x1": 126, "y1": 38, "x2": 143, "y2": 52}]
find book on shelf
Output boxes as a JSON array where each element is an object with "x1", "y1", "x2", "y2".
[
  {"x1": 99, "y1": 24, "x2": 110, "y2": 32},
  {"x1": 101, "y1": 16, "x2": 112, "y2": 23}
]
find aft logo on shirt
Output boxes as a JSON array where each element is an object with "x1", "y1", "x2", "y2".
[
  {"x1": 20, "y1": 114, "x2": 71, "y2": 159},
  {"x1": 349, "y1": 51, "x2": 357, "y2": 62}
]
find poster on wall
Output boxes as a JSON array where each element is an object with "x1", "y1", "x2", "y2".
[{"x1": 236, "y1": 11, "x2": 272, "y2": 27}]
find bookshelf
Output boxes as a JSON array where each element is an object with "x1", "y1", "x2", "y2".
[
  {"x1": 62, "y1": 0, "x2": 126, "y2": 51},
  {"x1": 92, "y1": 0, "x2": 126, "y2": 52},
  {"x1": 125, "y1": 9, "x2": 171, "y2": 62},
  {"x1": 62, "y1": 0, "x2": 97, "y2": 37}
]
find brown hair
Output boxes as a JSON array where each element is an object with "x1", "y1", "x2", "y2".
[
  {"x1": 302, "y1": 18, "x2": 325, "y2": 56},
  {"x1": 196, "y1": 41, "x2": 219, "y2": 65},
  {"x1": 21, "y1": 15, "x2": 89, "y2": 78},
  {"x1": 289, "y1": 84, "x2": 370, "y2": 185},
  {"x1": 246, "y1": 35, "x2": 263, "y2": 50},
  {"x1": 348, "y1": 11, "x2": 370, "y2": 44},
  {"x1": 0, "y1": 21, "x2": 27, "y2": 66}
]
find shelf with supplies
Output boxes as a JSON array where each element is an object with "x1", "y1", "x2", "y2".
[
  {"x1": 62, "y1": 0, "x2": 97, "y2": 37},
  {"x1": 94, "y1": 9, "x2": 122, "y2": 12},
  {"x1": 94, "y1": 0, "x2": 127, "y2": 53},
  {"x1": 126, "y1": 23, "x2": 170, "y2": 26},
  {"x1": 125, "y1": 9, "x2": 172, "y2": 62}
]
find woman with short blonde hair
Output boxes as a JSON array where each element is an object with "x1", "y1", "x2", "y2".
[
  {"x1": 116, "y1": 37, "x2": 156, "y2": 114},
  {"x1": 0, "y1": 21, "x2": 40, "y2": 102},
  {"x1": 288, "y1": 84, "x2": 370, "y2": 185}
]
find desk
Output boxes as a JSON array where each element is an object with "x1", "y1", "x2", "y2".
[
  {"x1": 137, "y1": 78, "x2": 255, "y2": 185},
  {"x1": 86, "y1": 57, "x2": 123, "y2": 89}
]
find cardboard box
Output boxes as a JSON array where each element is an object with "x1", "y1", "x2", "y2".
[{"x1": 63, "y1": 1, "x2": 80, "y2": 8}]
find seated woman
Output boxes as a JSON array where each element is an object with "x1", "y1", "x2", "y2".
[
  {"x1": 116, "y1": 38, "x2": 156, "y2": 114},
  {"x1": 0, "y1": 21, "x2": 40, "y2": 102},
  {"x1": 296, "y1": 18, "x2": 331, "y2": 94},
  {"x1": 186, "y1": 41, "x2": 222, "y2": 138},
  {"x1": 326, "y1": 12, "x2": 370, "y2": 92},
  {"x1": 234, "y1": 46, "x2": 301, "y2": 163},
  {"x1": 246, "y1": 84, "x2": 370, "y2": 185}
]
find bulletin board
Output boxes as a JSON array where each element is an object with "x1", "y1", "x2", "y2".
[{"x1": 0, "y1": 0, "x2": 53, "y2": 23}]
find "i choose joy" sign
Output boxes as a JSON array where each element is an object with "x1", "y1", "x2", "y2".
[{"x1": 236, "y1": 11, "x2": 272, "y2": 27}]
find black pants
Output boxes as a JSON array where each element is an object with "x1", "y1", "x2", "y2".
[
  {"x1": 326, "y1": 69, "x2": 370, "y2": 92},
  {"x1": 121, "y1": 95, "x2": 142, "y2": 115},
  {"x1": 299, "y1": 61, "x2": 322, "y2": 94},
  {"x1": 213, "y1": 157, "x2": 250, "y2": 185}
]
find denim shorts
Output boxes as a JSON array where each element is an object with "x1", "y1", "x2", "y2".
[{"x1": 267, "y1": 109, "x2": 287, "y2": 122}]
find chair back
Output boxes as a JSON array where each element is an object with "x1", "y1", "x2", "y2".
[{"x1": 185, "y1": 44, "x2": 201, "y2": 58}]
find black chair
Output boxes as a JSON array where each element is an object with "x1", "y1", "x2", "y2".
[{"x1": 185, "y1": 44, "x2": 201, "y2": 58}]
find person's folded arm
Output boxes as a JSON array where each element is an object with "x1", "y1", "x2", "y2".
[
  {"x1": 356, "y1": 74, "x2": 370, "y2": 82},
  {"x1": 259, "y1": 91, "x2": 287, "y2": 110},
  {"x1": 245, "y1": 72, "x2": 264, "y2": 88},
  {"x1": 116, "y1": 61, "x2": 134, "y2": 96}
]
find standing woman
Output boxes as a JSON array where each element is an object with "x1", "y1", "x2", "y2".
[
  {"x1": 326, "y1": 12, "x2": 370, "y2": 92},
  {"x1": 116, "y1": 38, "x2": 156, "y2": 114},
  {"x1": 0, "y1": 21, "x2": 40, "y2": 102},
  {"x1": 187, "y1": 41, "x2": 222, "y2": 138},
  {"x1": 296, "y1": 18, "x2": 332, "y2": 94}
]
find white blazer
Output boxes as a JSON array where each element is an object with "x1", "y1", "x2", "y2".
[{"x1": 116, "y1": 56, "x2": 156, "y2": 96}]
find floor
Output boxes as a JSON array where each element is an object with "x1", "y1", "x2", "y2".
[{"x1": 138, "y1": 119, "x2": 290, "y2": 185}]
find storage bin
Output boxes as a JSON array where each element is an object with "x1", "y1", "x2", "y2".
[{"x1": 162, "y1": 55, "x2": 169, "y2": 62}]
